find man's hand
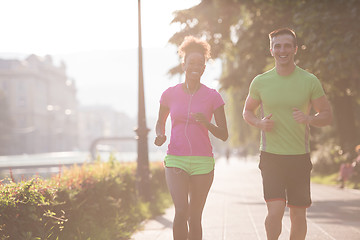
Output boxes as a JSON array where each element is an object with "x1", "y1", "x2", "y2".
[
  {"x1": 292, "y1": 108, "x2": 311, "y2": 124},
  {"x1": 258, "y1": 114, "x2": 274, "y2": 131},
  {"x1": 154, "y1": 134, "x2": 166, "y2": 146}
]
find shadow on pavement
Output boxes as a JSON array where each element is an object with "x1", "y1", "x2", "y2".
[
  {"x1": 309, "y1": 199, "x2": 360, "y2": 226},
  {"x1": 153, "y1": 215, "x2": 173, "y2": 229}
]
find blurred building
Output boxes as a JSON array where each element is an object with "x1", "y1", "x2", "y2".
[
  {"x1": 77, "y1": 105, "x2": 136, "y2": 153},
  {"x1": 0, "y1": 55, "x2": 78, "y2": 155}
]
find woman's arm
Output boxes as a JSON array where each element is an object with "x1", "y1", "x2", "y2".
[
  {"x1": 191, "y1": 105, "x2": 228, "y2": 141},
  {"x1": 154, "y1": 104, "x2": 170, "y2": 146}
]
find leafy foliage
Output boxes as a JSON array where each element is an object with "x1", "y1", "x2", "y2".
[
  {"x1": 0, "y1": 161, "x2": 171, "y2": 240},
  {"x1": 0, "y1": 178, "x2": 64, "y2": 240},
  {"x1": 168, "y1": 0, "x2": 360, "y2": 164}
]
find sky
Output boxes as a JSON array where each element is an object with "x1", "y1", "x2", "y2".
[
  {"x1": 0, "y1": 0, "x2": 221, "y2": 119},
  {"x1": 0, "y1": 0, "x2": 199, "y2": 54}
]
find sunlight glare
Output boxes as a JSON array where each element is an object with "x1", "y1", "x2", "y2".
[{"x1": 0, "y1": 0, "x2": 200, "y2": 55}]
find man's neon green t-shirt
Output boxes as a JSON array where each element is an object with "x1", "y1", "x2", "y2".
[{"x1": 249, "y1": 66, "x2": 325, "y2": 155}]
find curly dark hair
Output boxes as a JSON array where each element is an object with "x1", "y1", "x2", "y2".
[{"x1": 178, "y1": 36, "x2": 211, "y2": 62}]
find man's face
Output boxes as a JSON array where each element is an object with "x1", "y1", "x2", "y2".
[{"x1": 270, "y1": 34, "x2": 298, "y2": 67}]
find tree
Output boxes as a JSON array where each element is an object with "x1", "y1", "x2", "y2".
[
  {"x1": 168, "y1": 0, "x2": 360, "y2": 156},
  {"x1": 293, "y1": 0, "x2": 360, "y2": 154}
]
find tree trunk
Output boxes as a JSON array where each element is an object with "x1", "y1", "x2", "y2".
[{"x1": 332, "y1": 94, "x2": 357, "y2": 154}]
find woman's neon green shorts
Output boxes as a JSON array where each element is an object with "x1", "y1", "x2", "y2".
[{"x1": 164, "y1": 155, "x2": 215, "y2": 175}]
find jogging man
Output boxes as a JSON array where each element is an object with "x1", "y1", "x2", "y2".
[{"x1": 243, "y1": 28, "x2": 333, "y2": 239}]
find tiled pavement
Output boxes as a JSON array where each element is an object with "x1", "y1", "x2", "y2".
[{"x1": 131, "y1": 156, "x2": 360, "y2": 240}]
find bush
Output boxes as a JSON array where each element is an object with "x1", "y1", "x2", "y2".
[
  {"x1": 311, "y1": 140, "x2": 349, "y2": 175},
  {"x1": 0, "y1": 178, "x2": 65, "y2": 239},
  {"x1": 0, "y1": 160, "x2": 171, "y2": 240}
]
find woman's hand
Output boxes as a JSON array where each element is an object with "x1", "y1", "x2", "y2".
[
  {"x1": 154, "y1": 134, "x2": 167, "y2": 146},
  {"x1": 192, "y1": 107, "x2": 228, "y2": 141},
  {"x1": 191, "y1": 112, "x2": 210, "y2": 127},
  {"x1": 154, "y1": 104, "x2": 169, "y2": 146}
]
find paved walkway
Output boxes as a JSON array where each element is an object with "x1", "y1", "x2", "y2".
[{"x1": 131, "y1": 156, "x2": 360, "y2": 240}]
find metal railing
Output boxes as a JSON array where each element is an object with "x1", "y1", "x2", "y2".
[{"x1": 89, "y1": 136, "x2": 136, "y2": 160}]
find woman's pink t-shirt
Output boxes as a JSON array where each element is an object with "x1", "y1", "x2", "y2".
[{"x1": 160, "y1": 83, "x2": 225, "y2": 157}]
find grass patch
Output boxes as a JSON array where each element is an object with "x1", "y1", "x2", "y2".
[
  {"x1": 311, "y1": 172, "x2": 360, "y2": 189},
  {"x1": 311, "y1": 172, "x2": 339, "y2": 186}
]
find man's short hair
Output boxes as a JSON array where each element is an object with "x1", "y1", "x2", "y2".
[{"x1": 269, "y1": 28, "x2": 297, "y2": 48}]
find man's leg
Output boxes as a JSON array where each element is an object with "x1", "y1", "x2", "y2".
[
  {"x1": 286, "y1": 154, "x2": 311, "y2": 240},
  {"x1": 265, "y1": 200, "x2": 286, "y2": 240},
  {"x1": 289, "y1": 207, "x2": 307, "y2": 240}
]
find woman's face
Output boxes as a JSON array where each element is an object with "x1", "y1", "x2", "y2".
[{"x1": 183, "y1": 52, "x2": 206, "y2": 81}]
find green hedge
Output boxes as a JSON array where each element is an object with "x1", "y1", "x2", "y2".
[{"x1": 0, "y1": 160, "x2": 171, "y2": 240}]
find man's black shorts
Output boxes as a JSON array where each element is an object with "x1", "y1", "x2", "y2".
[{"x1": 259, "y1": 151, "x2": 313, "y2": 208}]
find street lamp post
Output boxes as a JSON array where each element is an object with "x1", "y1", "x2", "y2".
[
  {"x1": 47, "y1": 104, "x2": 54, "y2": 152},
  {"x1": 135, "y1": 0, "x2": 151, "y2": 201}
]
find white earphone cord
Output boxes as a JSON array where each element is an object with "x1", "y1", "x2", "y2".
[
  {"x1": 184, "y1": 93, "x2": 193, "y2": 156},
  {"x1": 184, "y1": 81, "x2": 200, "y2": 157}
]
